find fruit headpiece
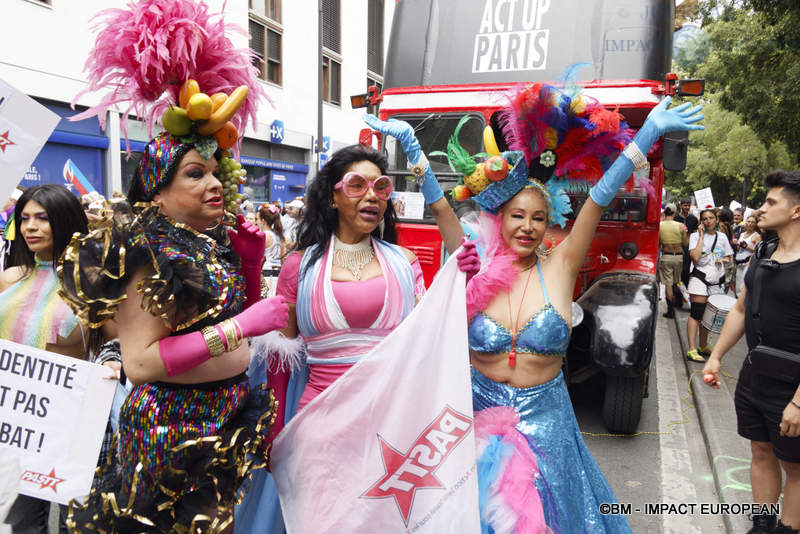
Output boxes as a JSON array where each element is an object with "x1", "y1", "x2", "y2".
[
  {"x1": 436, "y1": 83, "x2": 632, "y2": 227},
  {"x1": 71, "y1": 0, "x2": 269, "y2": 206}
]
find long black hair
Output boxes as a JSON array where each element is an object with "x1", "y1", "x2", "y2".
[
  {"x1": 11, "y1": 184, "x2": 88, "y2": 270},
  {"x1": 296, "y1": 145, "x2": 398, "y2": 270}
]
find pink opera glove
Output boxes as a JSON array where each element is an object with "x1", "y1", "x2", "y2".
[
  {"x1": 228, "y1": 214, "x2": 266, "y2": 308},
  {"x1": 235, "y1": 295, "x2": 289, "y2": 338},
  {"x1": 457, "y1": 238, "x2": 481, "y2": 282},
  {"x1": 158, "y1": 330, "x2": 216, "y2": 377},
  {"x1": 158, "y1": 297, "x2": 288, "y2": 377}
]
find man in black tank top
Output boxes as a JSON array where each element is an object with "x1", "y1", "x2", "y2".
[{"x1": 702, "y1": 170, "x2": 800, "y2": 534}]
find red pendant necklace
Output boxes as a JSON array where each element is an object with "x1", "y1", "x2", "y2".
[{"x1": 506, "y1": 262, "x2": 536, "y2": 367}]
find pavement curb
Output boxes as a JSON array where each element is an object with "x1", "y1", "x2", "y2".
[{"x1": 672, "y1": 312, "x2": 752, "y2": 534}]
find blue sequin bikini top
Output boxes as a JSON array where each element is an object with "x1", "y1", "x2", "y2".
[{"x1": 468, "y1": 263, "x2": 570, "y2": 356}]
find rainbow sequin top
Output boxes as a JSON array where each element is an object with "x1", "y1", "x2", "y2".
[{"x1": 0, "y1": 259, "x2": 79, "y2": 349}]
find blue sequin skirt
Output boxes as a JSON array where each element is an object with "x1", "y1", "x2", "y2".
[{"x1": 472, "y1": 368, "x2": 632, "y2": 534}]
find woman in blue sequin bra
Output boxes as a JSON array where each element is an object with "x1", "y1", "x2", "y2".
[{"x1": 454, "y1": 83, "x2": 704, "y2": 533}]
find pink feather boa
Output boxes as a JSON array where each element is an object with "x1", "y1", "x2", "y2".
[
  {"x1": 465, "y1": 212, "x2": 520, "y2": 320},
  {"x1": 71, "y1": 0, "x2": 272, "y2": 150},
  {"x1": 475, "y1": 407, "x2": 552, "y2": 534}
]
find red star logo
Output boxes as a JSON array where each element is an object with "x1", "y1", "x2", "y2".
[
  {"x1": 0, "y1": 131, "x2": 14, "y2": 153},
  {"x1": 361, "y1": 406, "x2": 472, "y2": 526},
  {"x1": 362, "y1": 435, "x2": 446, "y2": 524},
  {"x1": 40, "y1": 469, "x2": 64, "y2": 493}
]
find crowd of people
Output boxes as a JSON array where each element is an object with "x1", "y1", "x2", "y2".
[
  {"x1": 1, "y1": 1, "x2": 797, "y2": 534},
  {"x1": 658, "y1": 176, "x2": 800, "y2": 534}
]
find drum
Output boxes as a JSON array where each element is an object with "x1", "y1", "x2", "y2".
[{"x1": 701, "y1": 294, "x2": 736, "y2": 333}]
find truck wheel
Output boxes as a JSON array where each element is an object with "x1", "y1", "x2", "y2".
[{"x1": 602, "y1": 373, "x2": 645, "y2": 434}]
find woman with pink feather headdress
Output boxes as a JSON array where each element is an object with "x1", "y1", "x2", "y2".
[
  {"x1": 446, "y1": 82, "x2": 705, "y2": 533},
  {"x1": 55, "y1": 1, "x2": 291, "y2": 531}
]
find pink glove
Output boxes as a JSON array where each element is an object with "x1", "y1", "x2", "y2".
[
  {"x1": 158, "y1": 296, "x2": 289, "y2": 377},
  {"x1": 234, "y1": 295, "x2": 289, "y2": 338},
  {"x1": 456, "y1": 238, "x2": 480, "y2": 282},
  {"x1": 228, "y1": 214, "x2": 266, "y2": 307},
  {"x1": 228, "y1": 214, "x2": 266, "y2": 266}
]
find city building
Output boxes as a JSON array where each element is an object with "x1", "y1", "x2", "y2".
[{"x1": 1, "y1": 0, "x2": 394, "y2": 206}]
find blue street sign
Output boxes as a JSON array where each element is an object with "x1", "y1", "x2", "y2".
[
  {"x1": 319, "y1": 153, "x2": 328, "y2": 168},
  {"x1": 269, "y1": 120, "x2": 285, "y2": 144},
  {"x1": 314, "y1": 136, "x2": 331, "y2": 153}
]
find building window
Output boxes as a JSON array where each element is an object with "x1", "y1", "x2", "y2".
[
  {"x1": 249, "y1": 0, "x2": 281, "y2": 23},
  {"x1": 323, "y1": 56, "x2": 341, "y2": 106},
  {"x1": 322, "y1": 0, "x2": 341, "y2": 54},
  {"x1": 249, "y1": 18, "x2": 282, "y2": 86},
  {"x1": 367, "y1": 0, "x2": 384, "y2": 76}
]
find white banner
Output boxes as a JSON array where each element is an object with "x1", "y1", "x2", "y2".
[
  {"x1": 271, "y1": 256, "x2": 480, "y2": 533},
  {"x1": 0, "y1": 340, "x2": 116, "y2": 505},
  {"x1": 0, "y1": 79, "x2": 61, "y2": 203}
]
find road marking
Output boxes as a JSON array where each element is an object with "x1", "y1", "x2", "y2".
[{"x1": 656, "y1": 313, "x2": 703, "y2": 534}]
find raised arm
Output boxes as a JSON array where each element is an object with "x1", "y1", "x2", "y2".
[
  {"x1": 362, "y1": 115, "x2": 464, "y2": 253},
  {"x1": 555, "y1": 97, "x2": 704, "y2": 275}
]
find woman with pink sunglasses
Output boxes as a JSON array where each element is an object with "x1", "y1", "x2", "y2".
[
  {"x1": 265, "y1": 144, "x2": 466, "y2": 414},
  {"x1": 236, "y1": 143, "x2": 472, "y2": 530}
]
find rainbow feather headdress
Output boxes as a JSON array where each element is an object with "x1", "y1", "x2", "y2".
[{"x1": 449, "y1": 83, "x2": 633, "y2": 227}]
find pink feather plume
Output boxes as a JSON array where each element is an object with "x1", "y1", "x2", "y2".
[
  {"x1": 466, "y1": 212, "x2": 520, "y2": 320},
  {"x1": 475, "y1": 407, "x2": 552, "y2": 534},
  {"x1": 71, "y1": 0, "x2": 272, "y2": 146}
]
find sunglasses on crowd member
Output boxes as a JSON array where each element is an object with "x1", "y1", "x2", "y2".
[{"x1": 334, "y1": 172, "x2": 394, "y2": 200}]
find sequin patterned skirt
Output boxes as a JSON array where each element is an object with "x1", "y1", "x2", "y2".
[
  {"x1": 472, "y1": 368, "x2": 632, "y2": 534},
  {"x1": 67, "y1": 373, "x2": 276, "y2": 533}
]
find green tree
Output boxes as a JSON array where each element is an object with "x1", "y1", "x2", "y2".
[
  {"x1": 665, "y1": 98, "x2": 793, "y2": 207},
  {"x1": 698, "y1": 2, "x2": 800, "y2": 161}
]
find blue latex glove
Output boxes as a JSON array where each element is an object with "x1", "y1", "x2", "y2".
[
  {"x1": 362, "y1": 114, "x2": 444, "y2": 204},
  {"x1": 589, "y1": 96, "x2": 704, "y2": 207}
]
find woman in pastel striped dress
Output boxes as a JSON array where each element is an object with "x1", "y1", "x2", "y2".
[{"x1": 0, "y1": 184, "x2": 114, "y2": 532}]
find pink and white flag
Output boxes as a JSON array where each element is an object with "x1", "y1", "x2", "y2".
[{"x1": 270, "y1": 256, "x2": 480, "y2": 533}]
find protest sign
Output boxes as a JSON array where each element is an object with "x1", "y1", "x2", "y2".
[
  {"x1": 0, "y1": 339, "x2": 115, "y2": 505},
  {"x1": 694, "y1": 187, "x2": 715, "y2": 210},
  {"x1": 0, "y1": 79, "x2": 61, "y2": 204}
]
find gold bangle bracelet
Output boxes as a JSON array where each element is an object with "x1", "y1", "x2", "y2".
[
  {"x1": 220, "y1": 319, "x2": 241, "y2": 351},
  {"x1": 201, "y1": 326, "x2": 225, "y2": 357}
]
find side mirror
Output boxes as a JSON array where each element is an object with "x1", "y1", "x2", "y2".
[
  {"x1": 359, "y1": 128, "x2": 381, "y2": 148},
  {"x1": 677, "y1": 79, "x2": 705, "y2": 97},
  {"x1": 663, "y1": 130, "x2": 689, "y2": 171}
]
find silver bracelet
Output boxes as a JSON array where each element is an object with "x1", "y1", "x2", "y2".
[{"x1": 623, "y1": 142, "x2": 648, "y2": 171}]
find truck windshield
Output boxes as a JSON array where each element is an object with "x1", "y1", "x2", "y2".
[
  {"x1": 385, "y1": 113, "x2": 485, "y2": 186},
  {"x1": 566, "y1": 182, "x2": 650, "y2": 222}
]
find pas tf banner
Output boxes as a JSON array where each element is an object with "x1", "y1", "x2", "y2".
[
  {"x1": 0, "y1": 340, "x2": 116, "y2": 505},
  {"x1": 270, "y1": 256, "x2": 480, "y2": 533}
]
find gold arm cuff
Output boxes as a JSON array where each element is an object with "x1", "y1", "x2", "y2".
[{"x1": 202, "y1": 326, "x2": 226, "y2": 357}]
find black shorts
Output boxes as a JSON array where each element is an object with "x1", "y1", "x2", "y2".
[{"x1": 735, "y1": 360, "x2": 800, "y2": 462}]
